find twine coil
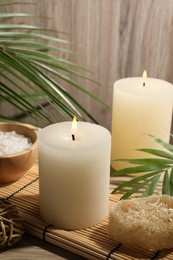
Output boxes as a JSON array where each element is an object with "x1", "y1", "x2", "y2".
[{"x1": 0, "y1": 199, "x2": 24, "y2": 248}]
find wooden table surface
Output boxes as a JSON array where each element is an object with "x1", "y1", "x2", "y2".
[{"x1": 0, "y1": 233, "x2": 85, "y2": 259}]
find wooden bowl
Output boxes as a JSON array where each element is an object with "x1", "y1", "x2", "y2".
[{"x1": 0, "y1": 122, "x2": 38, "y2": 184}]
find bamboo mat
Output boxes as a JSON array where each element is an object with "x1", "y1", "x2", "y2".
[{"x1": 0, "y1": 165, "x2": 173, "y2": 260}]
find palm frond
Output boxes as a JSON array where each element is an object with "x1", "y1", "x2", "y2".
[
  {"x1": 111, "y1": 135, "x2": 173, "y2": 199},
  {"x1": 0, "y1": 32, "x2": 70, "y2": 44},
  {"x1": 142, "y1": 174, "x2": 161, "y2": 197},
  {"x1": 0, "y1": 1, "x2": 107, "y2": 124},
  {"x1": 0, "y1": 40, "x2": 75, "y2": 54},
  {"x1": 0, "y1": 1, "x2": 36, "y2": 7}
]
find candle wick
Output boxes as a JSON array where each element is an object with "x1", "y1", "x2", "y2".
[
  {"x1": 143, "y1": 82, "x2": 145, "y2": 87},
  {"x1": 72, "y1": 134, "x2": 75, "y2": 141}
]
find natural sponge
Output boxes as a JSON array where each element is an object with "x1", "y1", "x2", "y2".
[{"x1": 108, "y1": 195, "x2": 173, "y2": 251}]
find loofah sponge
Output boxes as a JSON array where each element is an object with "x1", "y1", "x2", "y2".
[{"x1": 108, "y1": 195, "x2": 173, "y2": 251}]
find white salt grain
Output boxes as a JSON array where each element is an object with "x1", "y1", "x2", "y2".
[{"x1": 0, "y1": 131, "x2": 32, "y2": 156}]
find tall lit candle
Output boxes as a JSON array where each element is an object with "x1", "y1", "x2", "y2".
[
  {"x1": 39, "y1": 119, "x2": 111, "y2": 230},
  {"x1": 111, "y1": 72, "x2": 173, "y2": 170}
]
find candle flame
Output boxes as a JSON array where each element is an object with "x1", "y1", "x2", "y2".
[
  {"x1": 71, "y1": 116, "x2": 77, "y2": 134},
  {"x1": 142, "y1": 70, "x2": 147, "y2": 79}
]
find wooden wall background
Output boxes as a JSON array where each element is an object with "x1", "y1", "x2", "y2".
[{"x1": 1, "y1": 0, "x2": 173, "y2": 131}]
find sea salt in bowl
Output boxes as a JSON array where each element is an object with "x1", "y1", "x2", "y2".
[{"x1": 0, "y1": 122, "x2": 38, "y2": 183}]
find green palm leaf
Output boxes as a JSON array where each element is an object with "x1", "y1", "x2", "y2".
[
  {"x1": 170, "y1": 168, "x2": 173, "y2": 196},
  {"x1": 0, "y1": 24, "x2": 56, "y2": 31},
  {"x1": 111, "y1": 171, "x2": 162, "y2": 194},
  {"x1": 0, "y1": 1, "x2": 107, "y2": 124},
  {"x1": 142, "y1": 174, "x2": 161, "y2": 197},
  {"x1": 111, "y1": 135, "x2": 173, "y2": 199},
  {"x1": 0, "y1": 32, "x2": 70, "y2": 44},
  {"x1": 0, "y1": 1, "x2": 35, "y2": 7},
  {"x1": 0, "y1": 40, "x2": 75, "y2": 55},
  {"x1": 137, "y1": 148, "x2": 173, "y2": 160},
  {"x1": 119, "y1": 178, "x2": 152, "y2": 200},
  {"x1": 0, "y1": 13, "x2": 34, "y2": 18},
  {"x1": 162, "y1": 170, "x2": 170, "y2": 195},
  {"x1": 5, "y1": 48, "x2": 91, "y2": 72},
  {"x1": 148, "y1": 134, "x2": 173, "y2": 152}
]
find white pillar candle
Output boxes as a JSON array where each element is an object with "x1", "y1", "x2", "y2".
[
  {"x1": 111, "y1": 76, "x2": 173, "y2": 170},
  {"x1": 39, "y1": 121, "x2": 111, "y2": 230}
]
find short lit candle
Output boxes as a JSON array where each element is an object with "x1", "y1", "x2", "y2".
[
  {"x1": 39, "y1": 119, "x2": 111, "y2": 230},
  {"x1": 111, "y1": 72, "x2": 173, "y2": 170}
]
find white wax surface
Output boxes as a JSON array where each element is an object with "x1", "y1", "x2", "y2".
[
  {"x1": 111, "y1": 77, "x2": 173, "y2": 170},
  {"x1": 39, "y1": 122, "x2": 111, "y2": 230}
]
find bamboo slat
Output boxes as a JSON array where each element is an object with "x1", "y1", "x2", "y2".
[{"x1": 0, "y1": 164, "x2": 172, "y2": 259}]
